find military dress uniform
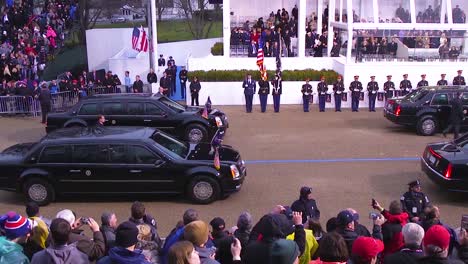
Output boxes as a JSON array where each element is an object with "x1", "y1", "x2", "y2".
[
  {"x1": 258, "y1": 79, "x2": 270, "y2": 113},
  {"x1": 350, "y1": 76, "x2": 363, "y2": 112},
  {"x1": 400, "y1": 74, "x2": 412, "y2": 96},
  {"x1": 417, "y1": 75, "x2": 429, "y2": 88},
  {"x1": 333, "y1": 77, "x2": 345, "y2": 112},
  {"x1": 179, "y1": 68, "x2": 188, "y2": 99},
  {"x1": 317, "y1": 78, "x2": 328, "y2": 112},
  {"x1": 158, "y1": 54, "x2": 166, "y2": 72},
  {"x1": 401, "y1": 180, "x2": 430, "y2": 222},
  {"x1": 453, "y1": 70, "x2": 466, "y2": 85},
  {"x1": 271, "y1": 76, "x2": 282, "y2": 113},
  {"x1": 242, "y1": 76, "x2": 256, "y2": 113},
  {"x1": 367, "y1": 77, "x2": 379, "y2": 112},
  {"x1": 384, "y1": 76, "x2": 395, "y2": 100},
  {"x1": 437, "y1": 74, "x2": 448, "y2": 86},
  {"x1": 165, "y1": 68, "x2": 174, "y2": 96},
  {"x1": 301, "y1": 81, "x2": 313, "y2": 112}
]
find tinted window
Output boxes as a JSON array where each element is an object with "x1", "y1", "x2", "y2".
[
  {"x1": 102, "y1": 102, "x2": 124, "y2": 115},
  {"x1": 145, "y1": 103, "x2": 162, "y2": 115},
  {"x1": 128, "y1": 102, "x2": 144, "y2": 115},
  {"x1": 108, "y1": 145, "x2": 127, "y2": 163},
  {"x1": 39, "y1": 146, "x2": 69, "y2": 163},
  {"x1": 78, "y1": 103, "x2": 98, "y2": 115},
  {"x1": 128, "y1": 146, "x2": 158, "y2": 164},
  {"x1": 462, "y1": 93, "x2": 468, "y2": 105},
  {"x1": 431, "y1": 93, "x2": 449, "y2": 105},
  {"x1": 72, "y1": 145, "x2": 107, "y2": 163}
]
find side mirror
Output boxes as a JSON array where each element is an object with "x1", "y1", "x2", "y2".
[{"x1": 154, "y1": 159, "x2": 166, "y2": 168}]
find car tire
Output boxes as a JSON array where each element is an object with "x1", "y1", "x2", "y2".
[
  {"x1": 185, "y1": 124, "x2": 207, "y2": 144},
  {"x1": 417, "y1": 115, "x2": 437, "y2": 136},
  {"x1": 23, "y1": 178, "x2": 55, "y2": 206},
  {"x1": 187, "y1": 176, "x2": 220, "y2": 204}
]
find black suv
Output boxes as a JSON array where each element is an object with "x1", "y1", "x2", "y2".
[
  {"x1": 384, "y1": 86, "x2": 468, "y2": 136},
  {"x1": 46, "y1": 94, "x2": 228, "y2": 143},
  {"x1": 0, "y1": 127, "x2": 246, "y2": 205}
]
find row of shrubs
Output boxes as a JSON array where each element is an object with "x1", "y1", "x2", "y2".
[{"x1": 187, "y1": 69, "x2": 339, "y2": 83}]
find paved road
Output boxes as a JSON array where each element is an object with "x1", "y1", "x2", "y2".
[{"x1": 0, "y1": 106, "x2": 466, "y2": 237}]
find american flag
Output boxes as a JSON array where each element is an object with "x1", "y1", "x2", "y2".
[
  {"x1": 132, "y1": 26, "x2": 149, "y2": 52},
  {"x1": 201, "y1": 106, "x2": 208, "y2": 119},
  {"x1": 139, "y1": 27, "x2": 149, "y2": 52},
  {"x1": 131, "y1": 27, "x2": 140, "y2": 50},
  {"x1": 214, "y1": 147, "x2": 220, "y2": 170},
  {"x1": 257, "y1": 33, "x2": 268, "y2": 81}
]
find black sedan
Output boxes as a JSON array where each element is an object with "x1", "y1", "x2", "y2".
[
  {"x1": 421, "y1": 134, "x2": 468, "y2": 192},
  {"x1": 0, "y1": 126, "x2": 246, "y2": 205}
]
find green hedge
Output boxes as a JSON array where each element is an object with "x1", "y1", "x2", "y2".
[
  {"x1": 211, "y1": 42, "x2": 223, "y2": 56},
  {"x1": 188, "y1": 69, "x2": 339, "y2": 83}
]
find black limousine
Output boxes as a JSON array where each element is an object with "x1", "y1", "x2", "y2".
[
  {"x1": 0, "y1": 126, "x2": 246, "y2": 205},
  {"x1": 46, "y1": 94, "x2": 228, "y2": 144}
]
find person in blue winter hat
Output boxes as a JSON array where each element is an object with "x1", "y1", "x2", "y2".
[{"x1": 0, "y1": 211, "x2": 32, "y2": 264}]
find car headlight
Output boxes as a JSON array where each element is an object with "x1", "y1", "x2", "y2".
[
  {"x1": 215, "y1": 117, "x2": 223, "y2": 127},
  {"x1": 230, "y1": 165, "x2": 240, "y2": 179}
]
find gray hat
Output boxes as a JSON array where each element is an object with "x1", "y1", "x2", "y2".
[{"x1": 237, "y1": 212, "x2": 253, "y2": 231}]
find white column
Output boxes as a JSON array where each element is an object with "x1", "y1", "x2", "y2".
[
  {"x1": 150, "y1": 0, "x2": 158, "y2": 68},
  {"x1": 223, "y1": 0, "x2": 231, "y2": 57},
  {"x1": 327, "y1": 0, "x2": 336, "y2": 56},
  {"x1": 440, "y1": 0, "x2": 447, "y2": 23},
  {"x1": 317, "y1": 0, "x2": 323, "y2": 35},
  {"x1": 298, "y1": 0, "x2": 307, "y2": 57},
  {"x1": 372, "y1": 0, "x2": 378, "y2": 23},
  {"x1": 346, "y1": 0, "x2": 353, "y2": 62},
  {"x1": 445, "y1": 0, "x2": 453, "y2": 24},
  {"x1": 339, "y1": 0, "x2": 343, "y2": 22},
  {"x1": 409, "y1": 0, "x2": 416, "y2": 23}
]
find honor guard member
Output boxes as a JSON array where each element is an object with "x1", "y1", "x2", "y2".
[
  {"x1": 367, "y1": 76, "x2": 379, "y2": 112},
  {"x1": 168, "y1": 56, "x2": 176, "y2": 67},
  {"x1": 400, "y1": 74, "x2": 412, "y2": 96},
  {"x1": 157, "y1": 54, "x2": 166, "y2": 72},
  {"x1": 333, "y1": 75, "x2": 345, "y2": 112},
  {"x1": 401, "y1": 180, "x2": 430, "y2": 223},
  {"x1": 301, "y1": 78, "x2": 313, "y2": 112},
  {"x1": 258, "y1": 78, "x2": 270, "y2": 113},
  {"x1": 242, "y1": 73, "x2": 256, "y2": 113},
  {"x1": 383, "y1": 75, "x2": 395, "y2": 100},
  {"x1": 417, "y1": 74, "x2": 428, "y2": 88},
  {"x1": 271, "y1": 74, "x2": 282, "y2": 113},
  {"x1": 179, "y1": 66, "x2": 188, "y2": 99},
  {"x1": 453, "y1": 70, "x2": 466, "y2": 85},
  {"x1": 165, "y1": 66, "x2": 174, "y2": 96},
  {"x1": 317, "y1": 76, "x2": 328, "y2": 112},
  {"x1": 350, "y1": 75, "x2": 363, "y2": 112},
  {"x1": 437, "y1": 73, "x2": 448, "y2": 86}
]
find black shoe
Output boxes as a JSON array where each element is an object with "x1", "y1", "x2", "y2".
[{"x1": 442, "y1": 131, "x2": 447, "y2": 137}]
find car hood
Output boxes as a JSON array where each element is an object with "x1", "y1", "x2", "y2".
[
  {"x1": 0, "y1": 143, "x2": 35, "y2": 165},
  {"x1": 186, "y1": 143, "x2": 240, "y2": 163}
]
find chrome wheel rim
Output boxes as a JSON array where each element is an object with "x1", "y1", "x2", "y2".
[
  {"x1": 193, "y1": 181, "x2": 213, "y2": 201},
  {"x1": 28, "y1": 184, "x2": 47, "y2": 202},
  {"x1": 189, "y1": 128, "x2": 203, "y2": 143},
  {"x1": 422, "y1": 120, "x2": 435, "y2": 134}
]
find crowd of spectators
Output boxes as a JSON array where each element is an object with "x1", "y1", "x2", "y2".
[{"x1": 0, "y1": 186, "x2": 467, "y2": 264}]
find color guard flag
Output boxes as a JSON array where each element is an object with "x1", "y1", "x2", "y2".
[
  {"x1": 139, "y1": 26, "x2": 149, "y2": 52},
  {"x1": 214, "y1": 147, "x2": 220, "y2": 170},
  {"x1": 132, "y1": 27, "x2": 140, "y2": 50},
  {"x1": 132, "y1": 26, "x2": 148, "y2": 52},
  {"x1": 202, "y1": 106, "x2": 208, "y2": 119}
]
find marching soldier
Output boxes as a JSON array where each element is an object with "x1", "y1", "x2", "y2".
[
  {"x1": 258, "y1": 78, "x2": 270, "y2": 113},
  {"x1": 271, "y1": 74, "x2": 282, "y2": 113},
  {"x1": 333, "y1": 75, "x2": 344, "y2": 112},
  {"x1": 367, "y1": 76, "x2": 379, "y2": 112},
  {"x1": 179, "y1": 66, "x2": 188, "y2": 99},
  {"x1": 242, "y1": 73, "x2": 256, "y2": 113},
  {"x1": 437, "y1": 73, "x2": 448, "y2": 86},
  {"x1": 401, "y1": 180, "x2": 430, "y2": 223},
  {"x1": 350, "y1": 75, "x2": 363, "y2": 112},
  {"x1": 417, "y1": 74, "x2": 428, "y2": 88},
  {"x1": 453, "y1": 70, "x2": 466, "y2": 85},
  {"x1": 400, "y1": 74, "x2": 412, "y2": 96},
  {"x1": 317, "y1": 76, "x2": 328, "y2": 112},
  {"x1": 384, "y1": 75, "x2": 395, "y2": 100},
  {"x1": 301, "y1": 78, "x2": 313, "y2": 112}
]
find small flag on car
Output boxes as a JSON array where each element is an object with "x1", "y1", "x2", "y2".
[
  {"x1": 205, "y1": 96, "x2": 212, "y2": 112},
  {"x1": 202, "y1": 107, "x2": 208, "y2": 119},
  {"x1": 214, "y1": 147, "x2": 220, "y2": 170}
]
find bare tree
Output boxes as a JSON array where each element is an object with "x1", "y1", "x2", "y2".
[
  {"x1": 155, "y1": 0, "x2": 167, "y2": 21},
  {"x1": 175, "y1": 0, "x2": 219, "y2": 39},
  {"x1": 78, "y1": 0, "x2": 104, "y2": 43}
]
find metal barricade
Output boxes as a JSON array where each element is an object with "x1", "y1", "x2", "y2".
[
  {"x1": 0, "y1": 96, "x2": 38, "y2": 116},
  {"x1": 50, "y1": 91, "x2": 80, "y2": 112}
]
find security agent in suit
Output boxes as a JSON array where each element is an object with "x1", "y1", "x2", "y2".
[
  {"x1": 383, "y1": 75, "x2": 395, "y2": 99},
  {"x1": 437, "y1": 73, "x2": 448, "y2": 86},
  {"x1": 165, "y1": 66, "x2": 174, "y2": 96},
  {"x1": 400, "y1": 74, "x2": 412, "y2": 96},
  {"x1": 367, "y1": 76, "x2": 379, "y2": 112},
  {"x1": 443, "y1": 92, "x2": 466, "y2": 139},
  {"x1": 417, "y1": 74, "x2": 428, "y2": 88},
  {"x1": 271, "y1": 74, "x2": 282, "y2": 113},
  {"x1": 258, "y1": 78, "x2": 270, "y2": 113},
  {"x1": 317, "y1": 76, "x2": 328, "y2": 112},
  {"x1": 401, "y1": 180, "x2": 430, "y2": 222},
  {"x1": 333, "y1": 75, "x2": 345, "y2": 112},
  {"x1": 453, "y1": 69, "x2": 466, "y2": 85},
  {"x1": 301, "y1": 79, "x2": 313, "y2": 112},
  {"x1": 179, "y1": 66, "x2": 188, "y2": 99},
  {"x1": 159, "y1": 71, "x2": 171, "y2": 96},
  {"x1": 158, "y1": 54, "x2": 166, "y2": 72},
  {"x1": 242, "y1": 73, "x2": 256, "y2": 113},
  {"x1": 38, "y1": 83, "x2": 52, "y2": 124},
  {"x1": 350, "y1": 75, "x2": 363, "y2": 112},
  {"x1": 168, "y1": 56, "x2": 176, "y2": 67}
]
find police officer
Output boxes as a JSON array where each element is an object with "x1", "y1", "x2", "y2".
[
  {"x1": 437, "y1": 73, "x2": 448, "y2": 86},
  {"x1": 258, "y1": 78, "x2": 270, "y2": 113},
  {"x1": 179, "y1": 66, "x2": 188, "y2": 99},
  {"x1": 189, "y1": 76, "x2": 201, "y2": 106},
  {"x1": 417, "y1": 74, "x2": 428, "y2": 88},
  {"x1": 383, "y1": 75, "x2": 395, "y2": 100},
  {"x1": 453, "y1": 70, "x2": 466, "y2": 85},
  {"x1": 400, "y1": 74, "x2": 412, "y2": 96},
  {"x1": 350, "y1": 75, "x2": 363, "y2": 112},
  {"x1": 317, "y1": 76, "x2": 328, "y2": 112},
  {"x1": 271, "y1": 74, "x2": 282, "y2": 113},
  {"x1": 401, "y1": 180, "x2": 430, "y2": 222},
  {"x1": 158, "y1": 54, "x2": 166, "y2": 72},
  {"x1": 333, "y1": 75, "x2": 345, "y2": 112},
  {"x1": 367, "y1": 76, "x2": 379, "y2": 112},
  {"x1": 242, "y1": 73, "x2": 256, "y2": 113},
  {"x1": 301, "y1": 78, "x2": 313, "y2": 112},
  {"x1": 290, "y1": 186, "x2": 321, "y2": 224}
]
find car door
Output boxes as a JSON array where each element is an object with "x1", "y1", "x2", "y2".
[
  {"x1": 125, "y1": 102, "x2": 145, "y2": 126},
  {"x1": 461, "y1": 92, "x2": 468, "y2": 127},
  {"x1": 101, "y1": 102, "x2": 126, "y2": 126},
  {"x1": 76, "y1": 102, "x2": 101, "y2": 126},
  {"x1": 143, "y1": 103, "x2": 176, "y2": 133},
  {"x1": 430, "y1": 93, "x2": 451, "y2": 128},
  {"x1": 36, "y1": 145, "x2": 72, "y2": 193}
]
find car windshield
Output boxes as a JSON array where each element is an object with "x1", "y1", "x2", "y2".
[
  {"x1": 151, "y1": 132, "x2": 189, "y2": 158},
  {"x1": 158, "y1": 97, "x2": 185, "y2": 112},
  {"x1": 407, "y1": 89, "x2": 430, "y2": 102}
]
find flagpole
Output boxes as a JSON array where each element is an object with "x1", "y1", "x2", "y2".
[{"x1": 147, "y1": 0, "x2": 158, "y2": 69}]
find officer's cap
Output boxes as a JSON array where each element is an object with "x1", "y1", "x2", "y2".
[
  {"x1": 354, "y1": 75, "x2": 359, "y2": 78},
  {"x1": 169, "y1": 56, "x2": 173, "y2": 58},
  {"x1": 159, "y1": 54, "x2": 163, "y2": 57},
  {"x1": 403, "y1": 74, "x2": 408, "y2": 77},
  {"x1": 300, "y1": 186, "x2": 312, "y2": 197},
  {"x1": 370, "y1": 76, "x2": 375, "y2": 78},
  {"x1": 457, "y1": 70, "x2": 463, "y2": 73},
  {"x1": 441, "y1": 73, "x2": 446, "y2": 76},
  {"x1": 408, "y1": 180, "x2": 420, "y2": 187},
  {"x1": 387, "y1": 75, "x2": 392, "y2": 78},
  {"x1": 421, "y1": 74, "x2": 426, "y2": 77}
]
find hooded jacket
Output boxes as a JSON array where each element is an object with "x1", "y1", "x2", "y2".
[
  {"x1": 0, "y1": 236, "x2": 29, "y2": 264},
  {"x1": 96, "y1": 247, "x2": 151, "y2": 264},
  {"x1": 381, "y1": 210, "x2": 408, "y2": 256},
  {"x1": 31, "y1": 244, "x2": 89, "y2": 264}
]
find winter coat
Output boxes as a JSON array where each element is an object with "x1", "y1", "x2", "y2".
[
  {"x1": 383, "y1": 247, "x2": 423, "y2": 264},
  {"x1": 0, "y1": 236, "x2": 29, "y2": 264},
  {"x1": 31, "y1": 244, "x2": 89, "y2": 264},
  {"x1": 381, "y1": 210, "x2": 408, "y2": 256},
  {"x1": 287, "y1": 229, "x2": 319, "y2": 264},
  {"x1": 67, "y1": 230, "x2": 105, "y2": 261},
  {"x1": 101, "y1": 225, "x2": 116, "y2": 250},
  {"x1": 195, "y1": 245, "x2": 220, "y2": 264},
  {"x1": 291, "y1": 198, "x2": 320, "y2": 223},
  {"x1": 97, "y1": 247, "x2": 151, "y2": 264}
]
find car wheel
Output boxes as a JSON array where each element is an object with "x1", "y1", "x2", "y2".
[
  {"x1": 417, "y1": 116, "x2": 437, "y2": 136},
  {"x1": 23, "y1": 178, "x2": 55, "y2": 206},
  {"x1": 185, "y1": 124, "x2": 207, "y2": 144},
  {"x1": 187, "y1": 176, "x2": 220, "y2": 204}
]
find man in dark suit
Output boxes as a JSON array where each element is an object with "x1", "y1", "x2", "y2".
[
  {"x1": 147, "y1": 68, "x2": 157, "y2": 85},
  {"x1": 443, "y1": 92, "x2": 466, "y2": 139},
  {"x1": 400, "y1": 74, "x2": 412, "y2": 96},
  {"x1": 437, "y1": 74, "x2": 448, "y2": 86},
  {"x1": 38, "y1": 83, "x2": 52, "y2": 124},
  {"x1": 453, "y1": 70, "x2": 466, "y2": 85},
  {"x1": 132, "y1": 75, "x2": 144, "y2": 93},
  {"x1": 159, "y1": 71, "x2": 171, "y2": 96},
  {"x1": 242, "y1": 73, "x2": 256, "y2": 113}
]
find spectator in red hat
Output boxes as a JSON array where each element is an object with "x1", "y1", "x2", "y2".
[
  {"x1": 350, "y1": 236, "x2": 384, "y2": 264},
  {"x1": 0, "y1": 211, "x2": 31, "y2": 263},
  {"x1": 420, "y1": 225, "x2": 464, "y2": 264}
]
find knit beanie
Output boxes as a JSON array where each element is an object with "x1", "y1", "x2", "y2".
[
  {"x1": 271, "y1": 239, "x2": 300, "y2": 264},
  {"x1": 115, "y1": 221, "x2": 139, "y2": 248},
  {"x1": 0, "y1": 211, "x2": 31, "y2": 240},
  {"x1": 184, "y1": 220, "x2": 209, "y2": 246}
]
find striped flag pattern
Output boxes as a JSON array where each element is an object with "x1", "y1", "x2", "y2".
[
  {"x1": 131, "y1": 26, "x2": 149, "y2": 52},
  {"x1": 214, "y1": 147, "x2": 220, "y2": 170},
  {"x1": 131, "y1": 27, "x2": 140, "y2": 50},
  {"x1": 256, "y1": 33, "x2": 267, "y2": 81},
  {"x1": 139, "y1": 27, "x2": 149, "y2": 52}
]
